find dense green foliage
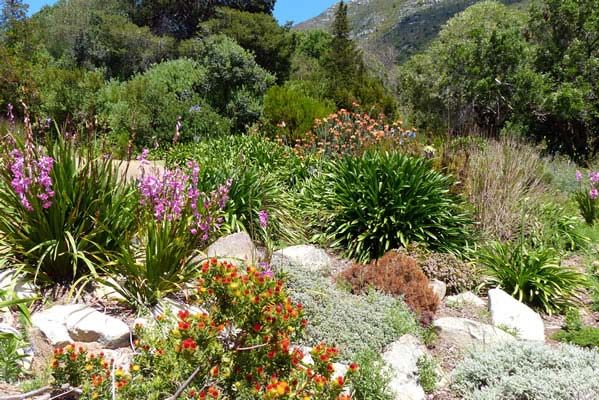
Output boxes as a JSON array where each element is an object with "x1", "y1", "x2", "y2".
[
  {"x1": 477, "y1": 240, "x2": 587, "y2": 314},
  {"x1": 306, "y1": 151, "x2": 473, "y2": 262},
  {"x1": 0, "y1": 128, "x2": 136, "y2": 284}
]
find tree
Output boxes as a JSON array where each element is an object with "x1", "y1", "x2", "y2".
[
  {"x1": 0, "y1": 0, "x2": 27, "y2": 32},
  {"x1": 200, "y1": 8, "x2": 295, "y2": 83},
  {"x1": 524, "y1": 0, "x2": 599, "y2": 158},
  {"x1": 397, "y1": 1, "x2": 533, "y2": 136},
  {"x1": 33, "y1": 0, "x2": 175, "y2": 79},
  {"x1": 126, "y1": 0, "x2": 276, "y2": 40},
  {"x1": 179, "y1": 34, "x2": 275, "y2": 131},
  {"x1": 323, "y1": 1, "x2": 396, "y2": 113}
]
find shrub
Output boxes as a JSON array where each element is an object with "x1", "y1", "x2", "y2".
[
  {"x1": 452, "y1": 341, "x2": 599, "y2": 399},
  {"x1": 416, "y1": 355, "x2": 438, "y2": 394},
  {"x1": 401, "y1": 245, "x2": 480, "y2": 295},
  {"x1": 100, "y1": 155, "x2": 231, "y2": 309},
  {"x1": 477, "y1": 240, "x2": 587, "y2": 314},
  {"x1": 349, "y1": 350, "x2": 394, "y2": 400},
  {"x1": 574, "y1": 169, "x2": 599, "y2": 226},
  {"x1": 292, "y1": 108, "x2": 418, "y2": 159},
  {"x1": 0, "y1": 110, "x2": 136, "y2": 284},
  {"x1": 279, "y1": 261, "x2": 419, "y2": 361},
  {"x1": 263, "y1": 83, "x2": 335, "y2": 141},
  {"x1": 98, "y1": 58, "x2": 230, "y2": 149},
  {"x1": 552, "y1": 309, "x2": 599, "y2": 349},
  {"x1": 306, "y1": 151, "x2": 473, "y2": 262},
  {"x1": 50, "y1": 259, "x2": 357, "y2": 399},
  {"x1": 340, "y1": 251, "x2": 439, "y2": 325}
]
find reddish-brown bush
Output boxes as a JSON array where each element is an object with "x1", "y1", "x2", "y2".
[{"x1": 340, "y1": 250, "x2": 439, "y2": 325}]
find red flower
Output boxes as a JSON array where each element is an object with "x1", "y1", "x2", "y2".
[{"x1": 181, "y1": 338, "x2": 197, "y2": 351}]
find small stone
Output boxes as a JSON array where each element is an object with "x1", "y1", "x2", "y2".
[
  {"x1": 428, "y1": 280, "x2": 446, "y2": 301},
  {"x1": 488, "y1": 288, "x2": 545, "y2": 342},
  {"x1": 445, "y1": 291, "x2": 486, "y2": 307}
]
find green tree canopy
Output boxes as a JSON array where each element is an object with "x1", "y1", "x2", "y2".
[
  {"x1": 126, "y1": 0, "x2": 276, "y2": 40},
  {"x1": 200, "y1": 8, "x2": 295, "y2": 83}
]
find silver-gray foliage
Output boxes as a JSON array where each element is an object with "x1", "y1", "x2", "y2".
[
  {"x1": 452, "y1": 341, "x2": 599, "y2": 399},
  {"x1": 280, "y1": 264, "x2": 418, "y2": 362}
]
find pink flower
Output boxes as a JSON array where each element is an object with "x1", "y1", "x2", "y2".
[
  {"x1": 590, "y1": 187, "x2": 598, "y2": 200},
  {"x1": 258, "y1": 210, "x2": 268, "y2": 228},
  {"x1": 576, "y1": 170, "x2": 582, "y2": 181}
]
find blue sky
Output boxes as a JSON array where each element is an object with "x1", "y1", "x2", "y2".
[{"x1": 25, "y1": 0, "x2": 339, "y2": 25}]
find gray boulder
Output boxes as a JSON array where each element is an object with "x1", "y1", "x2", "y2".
[
  {"x1": 0, "y1": 269, "x2": 37, "y2": 299},
  {"x1": 205, "y1": 232, "x2": 257, "y2": 266},
  {"x1": 382, "y1": 334, "x2": 426, "y2": 400},
  {"x1": 65, "y1": 307, "x2": 130, "y2": 349},
  {"x1": 271, "y1": 245, "x2": 332, "y2": 274},
  {"x1": 32, "y1": 304, "x2": 130, "y2": 349},
  {"x1": 433, "y1": 317, "x2": 516, "y2": 350},
  {"x1": 488, "y1": 288, "x2": 545, "y2": 341}
]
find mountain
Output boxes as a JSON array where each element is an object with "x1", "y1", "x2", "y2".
[{"x1": 295, "y1": 0, "x2": 529, "y2": 65}]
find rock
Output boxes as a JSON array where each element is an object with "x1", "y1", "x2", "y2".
[
  {"x1": 428, "y1": 280, "x2": 446, "y2": 301},
  {"x1": 445, "y1": 291, "x2": 485, "y2": 307},
  {"x1": 433, "y1": 317, "x2": 516, "y2": 350},
  {"x1": 32, "y1": 304, "x2": 130, "y2": 349},
  {"x1": 0, "y1": 323, "x2": 20, "y2": 336},
  {"x1": 488, "y1": 288, "x2": 545, "y2": 342},
  {"x1": 32, "y1": 304, "x2": 87, "y2": 347},
  {"x1": 205, "y1": 232, "x2": 256, "y2": 267},
  {"x1": 382, "y1": 334, "x2": 426, "y2": 400},
  {"x1": 271, "y1": 245, "x2": 333, "y2": 274},
  {"x1": 0, "y1": 269, "x2": 37, "y2": 299},
  {"x1": 66, "y1": 307, "x2": 131, "y2": 349},
  {"x1": 94, "y1": 278, "x2": 127, "y2": 302}
]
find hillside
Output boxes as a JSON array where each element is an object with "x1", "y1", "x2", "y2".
[{"x1": 296, "y1": 0, "x2": 529, "y2": 65}]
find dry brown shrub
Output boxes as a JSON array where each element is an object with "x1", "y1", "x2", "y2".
[{"x1": 340, "y1": 251, "x2": 439, "y2": 326}]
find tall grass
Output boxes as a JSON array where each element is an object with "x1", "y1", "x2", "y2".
[{"x1": 464, "y1": 138, "x2": 549, "y2": 241}]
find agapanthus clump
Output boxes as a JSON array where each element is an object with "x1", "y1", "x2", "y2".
[{"x1": 575, "y1": 169, "x2": 599, "y2": 225}]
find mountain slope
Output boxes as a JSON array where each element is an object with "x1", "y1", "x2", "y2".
[{"x1": 296, "y1": 0, "x2": 528, "y2": 65}]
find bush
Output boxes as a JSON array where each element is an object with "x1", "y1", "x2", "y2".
[
  {"x1": 401, "y1": 245, "x2": 480, "y2": 295},
  {"x1": 552, "y1": 309, "x2": 599, "y2": 349},
  {"x1": 0, "y1": 114, "x2": 136, "y2": 284},
  {"x1": 306, "y1": 151, "x2": 473, "y2": 262},
  {"x1": 574, "y1": 169, "x2": 599, "y2": 226},
  {"x1": 179, "y1": 34, "x2": 276, "y2": 132},
  {"x1": 416, "y1": 355, "x2": 438, "y2": 394},
  {"x1": 98, "y1": 58, "x2": 230, "y2": 149},
  {"x1": 50, "y1": 259, "x2": 357, "y2": 399},
  {"x1": 340, "y1": 251, "x2": 439, "y2": 325},
  {"x1": 293, "y1": 108, "x2": 418, "y2": 159},
  {"x1": 350, "y1": 350, "x2": 394, "y2": 400},
  {"x1": 279, "y1": 261, "x2": 419, "y2": 361},
  {"x1": 263, "y1": 83, "x2": 335, "y2": 141},
  {"x1": 452, "y1": 341, "x2": 599, "y2": 399},
  {"x1": 477, "y1": 240, "x2": 587, "y2": 314}
]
